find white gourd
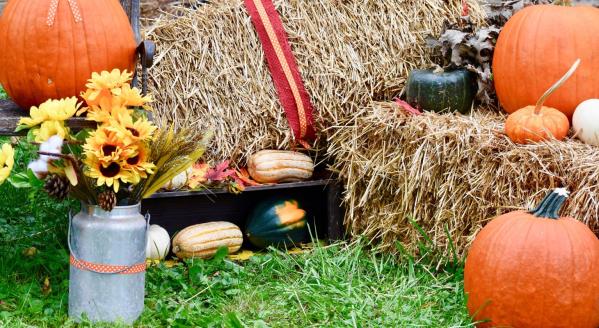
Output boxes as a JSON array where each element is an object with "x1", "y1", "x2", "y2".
[
  {"x1": 573, "y1": 99, "x2": 599, "y2": 146},
  {"x1": 163, "y1": 167, "x2": 193, "y2": 191},
  {"x1": 146, "y1": 225, "x2": 171, "y2": 260}
]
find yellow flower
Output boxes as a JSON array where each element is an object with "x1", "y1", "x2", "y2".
[
  {"x1": 82, "y1": 103, "x2": 134, "y2": 124},
  {"x1": 113, "y1": 84, "x2": 152, "y2": 109},
  {"x1": 33, "y1": 121, "x2": 69, "y2": 143},
  {"x1": 84, "y1": 153, "x2": 134, "y2": 193},
  {"x1": 0, "y1": 143, "x2": 14, "y2": 184},
  {"x1": 83, "y1": 126, "x2": 136, "y2": 163},
  {"x1": 107, "y1": 110, "x2": 157, "y2": 143},
  {"x1": 18, "y1": 98, "x2": 80, "y2": 129},
  {"x1": 82, "y1": 69, "x2": 133, "y2": 108},
  {"x1": 122, "y1": 143, "x2": 156, "y2": 184}
]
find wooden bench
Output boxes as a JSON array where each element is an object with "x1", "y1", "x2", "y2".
[{"x1": 0, "y1": 0, "x2": 155, "y2": 135}]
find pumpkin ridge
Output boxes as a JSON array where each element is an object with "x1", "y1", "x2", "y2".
[{"x1": 183, "y1": 237, "x2": 244, "y2": 252}]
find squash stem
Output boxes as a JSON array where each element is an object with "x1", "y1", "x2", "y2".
[
  {"x1": 530, "y1": 188, "x2": 569, "y2": 220},
  {"x1": 534, "y1": 59, "x2": 581, "y2": 115}
]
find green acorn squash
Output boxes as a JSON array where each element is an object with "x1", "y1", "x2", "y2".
[
  {"x1": 405, "y1": 68, "x2": 476, "y2": 114},
  {"x1": 246, "y1": 198, "x2": 307, "y2": 248}
]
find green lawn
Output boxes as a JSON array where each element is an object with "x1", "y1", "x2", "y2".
[{"x1": 0, "y1": 140, "x2": 475, "y2": 327}]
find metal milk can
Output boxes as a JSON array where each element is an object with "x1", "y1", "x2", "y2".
[{"x1": 68, "y1": 203, "x2": 148, "y2": 324}]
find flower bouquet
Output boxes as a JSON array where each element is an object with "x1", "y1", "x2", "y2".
[
  {"x1": 0, "y1": 69, "x2": 210, "y2": 211},
  {"x1": 0, "y1": 69, "x2": 210, "y2": 323}
]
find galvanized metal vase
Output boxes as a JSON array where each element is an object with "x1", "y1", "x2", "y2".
[{"x1": 68, "y1": 203, "x2": 148, "y2": 324}]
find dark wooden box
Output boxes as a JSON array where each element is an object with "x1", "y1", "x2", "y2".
[{"x1": 141, "y1": 180, "x2": 345, "y2": 246}]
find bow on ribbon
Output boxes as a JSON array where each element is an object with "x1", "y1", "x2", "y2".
[{"x1": 46, "y1": 0, "x2": 83, "y2": 27}]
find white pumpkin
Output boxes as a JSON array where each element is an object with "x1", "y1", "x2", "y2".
[
  {"x1": 146, "y1": 225, "x2": 171, "y2": 260},
  {"x1": 163, "y1": 167, "x2": 193, "y2": 191},
  {"x1": 573, "y1": 99, "x2": 599, "y2": 146}
]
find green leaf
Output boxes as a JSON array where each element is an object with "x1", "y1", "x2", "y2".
[
  {"x1": 212, "y1": 246, "x2": 229, "y2": 263},
  {"x1": 26, "y1": 129, "x2": 37, "y2": 143},
  {"x1": 223, "y1": 312, "x2": 245, "y2": 328},
  {"x1": 14, "y1": 124, "x2": 30, "y2": 133},
  {"x1": 8, "y1": 172, "x2": 32, "y2": 188},
  {"x1": 26, "y1": 169, "x2": 44, "y2": 188},
  {"x1": 73, "y1": 129, "x2": 91, "y2": 142}
]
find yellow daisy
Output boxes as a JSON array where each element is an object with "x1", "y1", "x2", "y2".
[
  {"x1": 33, "y1": 121, "x2": 69, "y2": 143},
  {"x1": 0, "y1": 143, "x2": 14, "y2": 185},
  {"x1": 18, "y1": 97, "x2": 80, "y2": 129},
  {"x1": 82, "y1": 69, "x2": 133, "y2": 108},
  {"x1": 84, "y1": 153, "x2": 133, "y2": 193},
  {"x1": 113, "y1": 84, "x2": 152, "y2": 109}
]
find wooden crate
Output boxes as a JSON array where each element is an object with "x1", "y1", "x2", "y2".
[{"x1": 141, "y1": 179, "x2": 345, "y2": 246}]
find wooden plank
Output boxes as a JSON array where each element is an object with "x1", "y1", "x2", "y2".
[
  {"x1": 326, "y1": 182, "x2": 345, "y2": 241},
  {"x1": 0, "y1": 100, "x2": 95, "y2": 136},
  {"x1": 149, "y1": 179, "x2": 333, "y2": 199}
]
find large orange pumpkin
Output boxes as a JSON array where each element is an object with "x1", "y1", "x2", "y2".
[
  {"x1": 464, "y1": 189, "x2": 599, "y2": 328},
  {"x1": 0, "y1": 0, "x2": 137, "y2": 109},
  {"x1": 493, "y1": 4, "x2": 599, "y2": 118}
]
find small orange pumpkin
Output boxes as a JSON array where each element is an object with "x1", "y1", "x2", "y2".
[
  {"x1": 504, "y1": 60, "x2": 579, "y2": 144},
  {"x1": 464, "y1": 188, "x2": 599, "y2": 327}
]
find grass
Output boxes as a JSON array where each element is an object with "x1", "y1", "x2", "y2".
[{"x1": 0, "y1": 139, "x2": 475, "y2": 327}]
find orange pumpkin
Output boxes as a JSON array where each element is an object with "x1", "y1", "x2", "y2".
[
  {"x1": 493, "y1": 4, "x2": 599, "y2": 118},
  {"x1": 504, "y1": 60, "x2": 578, "y2": 144},
  {"x1": 464, "y1": 189, "x2": 599, "y2": 328},
  {"x1": 0, "y1": 0, "x2": 137, "y2": 109}
]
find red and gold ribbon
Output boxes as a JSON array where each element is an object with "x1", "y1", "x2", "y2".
[
  {"x1": 70, "y1": 255, "x2": 146, "y2": 275},
  {"x1": 46, "y1": 0, "x2": 83, "y2": 27},
  {"x1": 244, "y1": 0, "x2": 316, "y2": 147}
]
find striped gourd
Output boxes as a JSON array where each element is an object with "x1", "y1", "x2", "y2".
[
  {"x1": 248, "y1": 150, "x2": 314, "y2": 184},
  {"x1": 172, "y1": 222, "x2": 243, "y2": 259}
]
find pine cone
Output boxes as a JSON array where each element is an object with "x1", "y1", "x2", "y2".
[
  {"x1": 44, "y1": 174, "x2": 70, "y2": 200},
  {"x1": 98, "y1": 191, "x2": 117, "y2": 212}
]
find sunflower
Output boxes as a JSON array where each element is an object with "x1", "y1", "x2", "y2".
[
  {"x1": 81, "y1": 69, "x2": 133, "y2": 108},
  {"x1": 84, "y1": 153, "x2": 134, "y2": 193},
  {"x1": 18, "y1": 97, "x2": 80, "y2": 129},
  {"x1": 33, "y1": 120, "x2": 70, "y2": 143},
  {"x1": 122, "y1": 143, "x2": 156, "y2": 184},
  {"x1": 107, "y1": 110, "x2": 157, "y2": 143},
  {"x1": 0, "y1": 143, "x2": 14, "y2": 184},
  {"x1": 83, "y1": 126, "x2": 137, "y2": 163}
]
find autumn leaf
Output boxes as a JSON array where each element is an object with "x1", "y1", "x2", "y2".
[
  {"x1": 395, "y1": 99, "x2": 422, "y2": 116},
  {"x1": 205, "y1": 160, "x2": 236, "y2": 183},
  {"x1": 228, "y1": 250, "x2": 255, "y2": 261},
  {"x1": 188, "y1": 162, "x2": 210, "y2": 189},
  {"x1": 236, "y1": 168, "x2": 261, "y2": 186}
]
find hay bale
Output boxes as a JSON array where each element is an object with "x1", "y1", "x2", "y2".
[
  {"x1": 147, "y1": 0, "x2": 485, "y2": 163},
  {"x1": 327, "y1": 102, "x2": 599, "y2": 256}
]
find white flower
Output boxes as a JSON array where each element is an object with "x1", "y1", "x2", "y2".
[
  {"x1": 28, "y1": 159, "x2": 49, "y2": 179},
  {"x1": 27, "y1": 135, "x2": 64, "y2": 179}
]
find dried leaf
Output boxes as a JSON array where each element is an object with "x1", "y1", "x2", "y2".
[
  {"x1": 395, "y1": 99, "x2": 422, "y2": 116},
  {"x1": 22, "y1": 246, "x2": 38, "y2": 257},
  {"x1": 42, "y1": 277, "x2": 51, "y2": 296},
  {"x1": 64, "y1": 161, "x2": 78, "y2": 186},
  {"x1": 228, "y1": 250, "x2": 255, "y2": 261},
  {"x1": 236, "y1": 168, "x2": 261, "y2": 187}
]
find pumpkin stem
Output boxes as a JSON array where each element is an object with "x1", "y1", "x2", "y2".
[
  {"x1": 530, "y1": 188, "x2": 569, "y2": 219},
  {"x1": 534, "y1": 59, "x2": 581, "y2": 115}
]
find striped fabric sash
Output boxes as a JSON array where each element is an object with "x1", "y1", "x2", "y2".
[{"x1": 244, "y1": 0, "x2": 316, "y2": 147}]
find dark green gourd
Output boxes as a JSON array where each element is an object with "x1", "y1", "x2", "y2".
[{"x1": 406, "y1": 68, "x2": 476, "y2": 114}]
